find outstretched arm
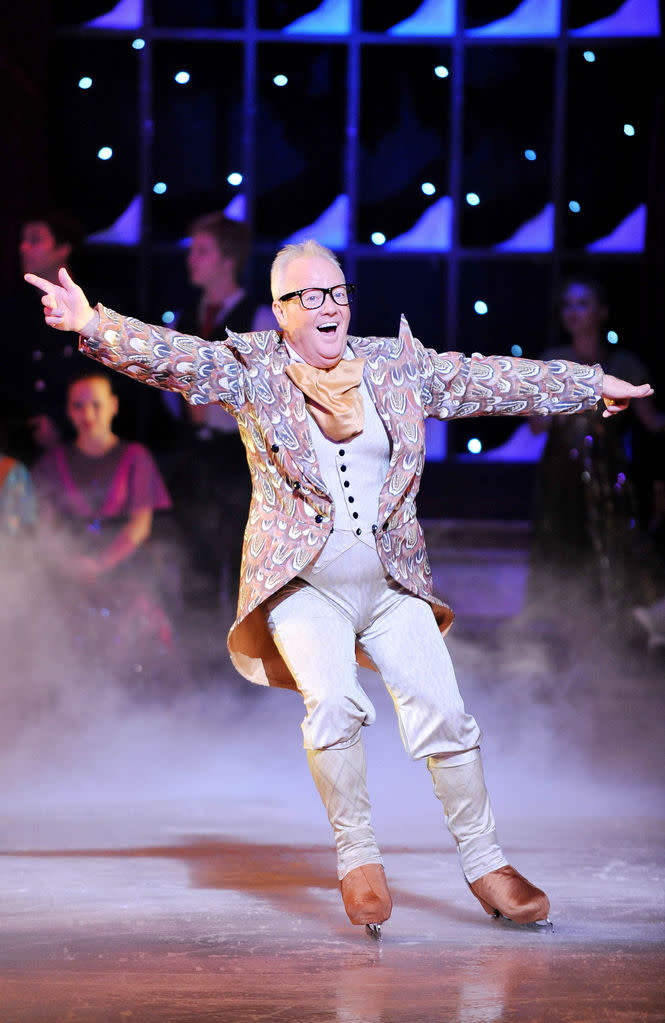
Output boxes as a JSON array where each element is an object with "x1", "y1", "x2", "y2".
[{"x1": 24, "y1": 267, "x2": 245, "y2": 409}]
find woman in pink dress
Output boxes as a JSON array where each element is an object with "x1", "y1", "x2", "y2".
[{"x1": 34, "y1": 371, "x2": 175, "y2": 689}]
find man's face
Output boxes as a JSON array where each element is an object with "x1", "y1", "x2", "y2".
[
  {"x1": 20, "y1": 222, "x2": 71, "y2": 277},
  {"x1": 187, "y1": 232, "x2": 229, "y2": 290},
  {"x1": 272, "y1": 256, "x2": 351, "y2": 369},
  {"x1": 560, "y1": 283, "x2": 607, "y2": 338}
]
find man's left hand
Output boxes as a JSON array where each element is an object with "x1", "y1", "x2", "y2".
[{"x1": 601, "y1": 375, "x2": 654, "y2": 418}]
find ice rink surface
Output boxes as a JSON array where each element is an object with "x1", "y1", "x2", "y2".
[{"x1": 1, "y1": 597, "x2": 664, "y2": 1022}]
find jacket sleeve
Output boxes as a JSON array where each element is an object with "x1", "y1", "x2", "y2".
[
  {"x1": 414, "y1": 336, "x2": 603, "y2": 421},
  {"x1": 78, "y1": 304, "x2": 246, "y2": 409}
]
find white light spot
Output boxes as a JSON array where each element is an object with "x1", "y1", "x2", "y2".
[
  {"x1": 524, "y1": 149, "x2": 536, "y2": 161},
  {"x1": 371, "y1": 232, "x2": 386, "y2": 246},
  {"x1": 623, "y1": 123, "x2": 635, "y2": 137},
  {"x1": 162, "y1": 311, "x2": 175, "y2": 325},
  {"x1": 227, "y1": 172, "x2": 243, "y2": 186},
  {"x1": 583, "y1": 50, "x2": 595, "y2": 62},
  {"x1": 175, "y1": 71, "x2": 190, "y2": 85},
  {"x1": 434, "y1": 65, "x2": 449, "y2": 78},
  {"x1": 466, "y1": 192, "x2": 480, "y2": 206},
  {"x1": 132, "y1": 38, "x2": 145, "y2": 50},
  {"x1": 474, "y1": 300, "x2": 488, "y2": 316},
  {"x1": 78, "y1": 76, "x2": 93, "y2": 90},
  {"x1": 569, "y1": 200, "x2": 581, "y2": 213},
  {"x1": 511, "y1": 344, "x2": 523, "y2": 356},
  {"x1": 273, "y1": 74, "x2": 288, "y2": 87},
  {"x1": 607, "y1": 330, "x2": 619, "y2": 344},
  {"x1": 153, "y1": 181, "x2": 167, "y2": 194},
  {"x1": 467, "y1": 438, "x2": 483, "y2": 454},
  {"x1": 421, "y1": 182, "x2": 436, "y2": 196},
  {"x1": 97, "y1": 147, "x2": 113, "y2": 161}
]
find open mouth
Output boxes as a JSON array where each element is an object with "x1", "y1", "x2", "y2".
[{"x1": 317, "y1": 322, "x2": 338, "y2": 334}]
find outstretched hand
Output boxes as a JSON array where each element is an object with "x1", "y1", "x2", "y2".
[
  {"x1": 24, "y1": 266, "x2": 96, "y2": 334},
  {"x1": 601, "y1": 374, "x2": 654, "y2": 418}
]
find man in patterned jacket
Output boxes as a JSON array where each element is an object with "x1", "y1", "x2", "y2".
[{"x1": 25, "y1": 241, "x2": 652, "y2": 938}]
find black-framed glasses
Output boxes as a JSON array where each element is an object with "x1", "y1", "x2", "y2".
[{"x1": 278, "y1": 284, "x2": 356, "y2": 309}]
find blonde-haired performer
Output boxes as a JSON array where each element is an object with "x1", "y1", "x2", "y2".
[{"x1": 26, "y1": 246, "x2": 652, "y2": 939}]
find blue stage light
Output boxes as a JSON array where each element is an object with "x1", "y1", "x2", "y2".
[
  {"x1": 153, "y1": 182, "x2": 167, "y2": 194},
  {"x1": 132, "y1": 38, "x2": 145, "y2": 50},
  {"x1": 78, "y1": 77, "x2": 93, "y2": 90},
  {"x1": 227, "y1": 172, "x2": 243, "y2": 186},
  {"x1": 583, "y1": 50, "x2": 595, "y2": 62},
  {"x1": 569, "y1": 200, "x2": 581, "y2": 213},
  {"x1": 466, "y1": 192, "x2": 480, "y2": 206},
  {"x1": 607, "y1": 330, "x2": 619, "y2": 344},
  {"x1": 524, "y1": 149, "x2": 536, "y2": 161},
  {"x1": 467, "y1": 438, "x2": 482, "y2": 454},
  {"x1": 434, "y1": 65, "x2": 449, "y2": 78},
  {"x1": 623, "y1": 123, "x2": 635, "y2": 136},
  {"x1": 511, "y1": 344, "x2": 523, "y2": 356},
  {"x1": 371, "y1": 232, "x2": 386, "y2": 246},
  {"x1": 421, "y1": 182, "x2": 436, "y2": 196},
  {"x1": 474, "y1": 300, "x2": 488, "y2": 315},
  {"x1": 175, "y1": 71, "x2": 191, "y2": 85},
  {"x1": 273, "y1": 74, "x2": 288, "y2": 87},
  {"x1": 97, "y1": 147, "x2": 113, "y2": 161},
  {"x1": 162, "y1": 311, "x2": 175, "y2": 324}
]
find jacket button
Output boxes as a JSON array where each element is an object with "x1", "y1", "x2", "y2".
[
  {"x1": 344, "y1": 481, "x2": 350, "y2": 488},
  {"x1": 271, "y1": 444, "x2": 280, "y2": 452},
  {"x1": 315, "y1": 514, "x2": 323, "y2": 523},
  {"x1": 372, "y1": 524, "x2": 377, "y2": 534},
  {"x1": 338, "y1": 449, "x2": 345, "y2": 456},
  {"x1": 355, "y1": 528, "x2": 362, "y2": 536},
  {"x1": 293, "y1": 481, "x2": 300, "y2": 490},
  {"x1": 348, "y1": 496, "x2": 354, "y2": 503},
  {"x1": 340, "y1": 464, "x2": 346, "y2": 471}
]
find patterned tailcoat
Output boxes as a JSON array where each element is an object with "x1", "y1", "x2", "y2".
[{"x1": 81, "y1": 307, "x2": 603, "y2": 689}]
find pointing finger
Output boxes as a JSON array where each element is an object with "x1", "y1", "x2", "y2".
[{"x1": 24, "y1": 272, "x2": 53, "y2": 294}]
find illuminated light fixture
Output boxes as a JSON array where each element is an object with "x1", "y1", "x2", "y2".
[
  {"x1": 466, "y1": 192, "x2": 480, "y2": 206},
  {"x1": 434, "y1": 65, "x2": 449, "y2": 78},
  {"x1": 371, "y1": 232, "x2": 386, "y2": 245},
  {"x1": 227, "y1": 172, "x2": 243, "y2": 186},
  {"x1": 78, "y1": 76, "x2": 93, "y2": 90},
  {"x1": 511, "y1": 344, "x2": 523, "y2": 356},
  {"x1": 467, "y1": 438, "x2": 483, "y2": 454},
  {"x1": 174, "y1": 71, "x2": 190, "y2": 85},
  {"x1": 162, "y1": 311, "x2": 175, "y2": 324},
  {"x1": 569, "y1": 200, "x2": 581, "y2": 213},
  {"x1": 583, "y1": 50, "x2": 595, "y2": 62},
  {"x1": 132, "y1": 38, "x2": 145, "y2": 49},
  {"x1": 97, "y1": 147, "x2": 113, "y2": 160},
  {"x1": 273, "y1": 74, "x2": 288, "y2": 87},
  {"x1": 474, "y1": 300, "x2": 488, "y2": 315},
  {"x1": 524, "y1": 149, "x2": 536, "y2": 161},
  {"x1": 623, "y1": 123, "x2": 635, "y2": 136},
  {"x1": 607, "y1": 330, "x2": 619, "y2": 344},
  {"x1": 421, "y1": 182, "x2": 436, "y2": 196},
  {"x1": 153, "y1": 182, "x2": 167, "y2": 194}
]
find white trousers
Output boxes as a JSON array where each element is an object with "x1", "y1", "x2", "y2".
[{"x1": 265, "y1": 541, "x2": 481, "y2": 758}]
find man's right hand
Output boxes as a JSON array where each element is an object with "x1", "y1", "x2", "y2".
[{"x1": 24, "y1": 266, "x2": 97, "y2": 334}]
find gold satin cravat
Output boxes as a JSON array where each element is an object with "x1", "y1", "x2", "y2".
[{"x1": 285, "y1": 357, "x2": 366, "y2": 442}]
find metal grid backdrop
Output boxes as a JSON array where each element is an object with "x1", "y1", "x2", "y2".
[{"x1": 53, "y1": 0, "x2": 662, "y2": 461}]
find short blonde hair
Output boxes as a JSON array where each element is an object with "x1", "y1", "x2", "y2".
[{"x1": 270, "y1": 239, "x2": 344, "y2": 300}]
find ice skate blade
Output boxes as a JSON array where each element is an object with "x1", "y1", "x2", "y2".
[
  {"x1": 494, "y1": 914, "x2": 554, "y2": 932},
  {"x1": 365, "y1": 923, "x2": 382, "y2": 941}
]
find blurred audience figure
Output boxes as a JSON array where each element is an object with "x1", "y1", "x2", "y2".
[
  {"x1": 33, "y1": 371, "x2": 179, "y2": 696},
  {"x1": 529, "y1": 276, "x2": 664, "y2": 621},
  {"x1": 164, "y1": 214, "x2": 275, "y2": 612},
  {"x1": 1, "y1": 211, "x2": 90, "y2": 464},
  {"x1": 0, "y1": 411, "x2": 36, "y2": 541}
]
